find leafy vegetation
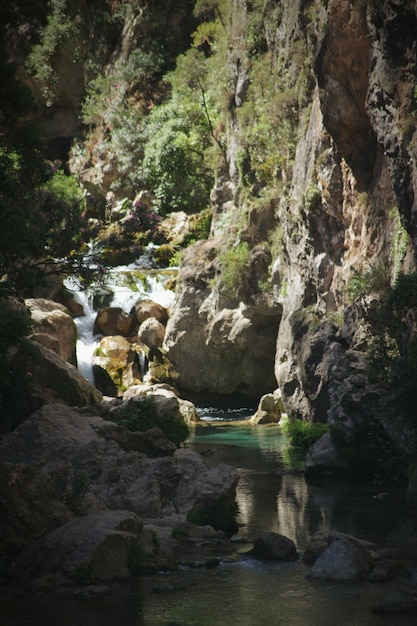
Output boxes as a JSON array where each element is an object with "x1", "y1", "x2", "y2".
[
  {"x1": 218, "y1": 242, "x2": 250, "y2": 296},
  {"x1": 357, "y1": 271, "x2": 417, "y2": 492},
  {"x1": 283, "y1": 419, "x2": 329, "y2": 450},
  {"x1": 347, "y1": 261, "x2": 390, "y2": 303},
  {"x1": 111, "y1": 397, "x2": 190, "y2": 447}
]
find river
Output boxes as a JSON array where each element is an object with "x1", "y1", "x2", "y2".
[{"x1": 2, "y1": 407, "x2": 417, "y2": 626}]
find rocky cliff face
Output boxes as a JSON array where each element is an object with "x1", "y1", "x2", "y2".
[
  {"x1": 12, "y1": 1, "x2": 417, "y2": 430},
  {"x1": 164, "y1": 0, "x2": 417, "y2": 433}
]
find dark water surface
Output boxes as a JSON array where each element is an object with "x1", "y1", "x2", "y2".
[{"x1": 2, "y1": 408, "x2": 417, "y2": 626}]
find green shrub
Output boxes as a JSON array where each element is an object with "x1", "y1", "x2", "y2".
[
  {"x1": 283, "y1": 419, "x2": 329, "y2": 449},
  {"x1": 141, "y1": 97, "x2": 214, "y2": 215},
  {"x1": 0, "y1": 298, "x2": 34, "y2": 431},
  {"x1": 113, "y1": 397, "x2": 190, "y2": 447},
  {"x1": 347, "y1": 261, "x2": 390, "y2": 303},
  {"x1": 219, "y1": 242, "x2": 250, "y2": 296}
]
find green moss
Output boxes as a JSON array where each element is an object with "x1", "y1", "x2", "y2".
[
  {"x1": 219, "y1": 242, "x2": 250, "y2": 296},
  {"x1": 283, "y1": 419, "x2": 329, "y2": 450},
  {"x1": 111, "y1": 397, "x2": 190, "y2": 447}
]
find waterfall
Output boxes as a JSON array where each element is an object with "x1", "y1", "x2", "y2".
[{"x1": 65, "y1": 262, "x2": 176, "y2": 384}]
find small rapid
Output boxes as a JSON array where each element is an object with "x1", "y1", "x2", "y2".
[{"x1": 65, "y1": 263, "x2": 176, "y2": 384}]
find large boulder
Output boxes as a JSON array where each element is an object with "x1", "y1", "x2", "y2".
[
  {"x1": 94, "y1": 307, "x2": 137, "y2": 336},
  {"x1": 308, "y1": 537, "x2": 374, "y2": 582},
  {"x1": 133, "y1": 299, "x2": 169, "y2": 326},
  {"x1": 0, "y1": 461, "x2": 73, "y2": 560},
  {"x1": 121, "y1": 383, "x2": 200, "y2": 424},
  {"x1": 250, "y1": 389, "x2": 285, "y2": 424},
  {"x1": 138, "y1": 317, "x2": 166, "y2": 349},
  {"x1": 163, "y1": 238, "x2": 281, "y2": 402},
  {"x1": 92, "y1": 335, "x2": 143, "y2": 393},
  {"x1": 0, "y1": 404, "x2": 237, "y2": 522},
  {"x1": 28, "y1": 341, "x2": 103, "y2": 407},
  {"x1": 303, "y1": 530, "x2": 376, "y2": 565},
  {"x1": 14, "y1": 510, "x2": 143, "y2": 583},
  {"x1": 305, "y1": 433, "x2": 348, "y2": 478},
  {"x1": 26, "y1": 298, "x2": 77, "y2": 366},
  {"x1": 247, "y1": 531, "x2": 297, "y2": 561}
]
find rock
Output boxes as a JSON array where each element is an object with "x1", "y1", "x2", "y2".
[
  {"x1": 247, "y1": 531, "x2": 297, "y2": 561},
  {"x1": 0, "y1": 403, "x2": 238, "y2": 525},
  {"x1": 372, "y1": 592, "x2": 417, "y2": 615},
  {"x1": 133, "y1": 299, "x2": 169, "y2": 325},
  {"x1": 172, "y1": 521, "x2": 219, "y2": 540},
  {"x1": 250, "y1": 389, "x2": 285, "y2": 424},
  {"x1": 0, "y1": 461, "x2": 73, "y2": 560},
  {"x1": 26, "y1": 298, "x2": 78, "y2": 366},
  {"x1": 303, "y1": 530, "x2": 376, "y2": 565},
  {"x1": 163, "y1": 238, "x2": 281, "y2": 402},
  {"x1": 120, "y1": 383, "x2": 199, "y2": 424},
  {"x1": 305, "y1": 433, "x2": 348, "y2": 478},
  {"x1": 308, "y1": 538, "x2": 374, "y2": 582},
  {"x1": 138, "y1": 317, "x2": 166, "y2": 349},
  {"x1": 28, "y1": 341, "x2": 103, "y2": 407},
  {"x1": 94, "y1": 307, "x2": 137, "y2": 336},
  {"x1": 88, "y1": 414, "x2": 176, "y2": 457},
  {"x1": 13, "y1": 510, "x2": 143, "y2": 583},
  {"x1": 92, "y1": 335, "x2": 143, "y2": 392},
  {"x1": 368, "y1": 559, "x2": 409, "y2": 583}
]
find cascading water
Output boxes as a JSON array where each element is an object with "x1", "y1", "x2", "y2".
[{"x1": 65, "y1": 260, "x2": 176, "y2": 385}]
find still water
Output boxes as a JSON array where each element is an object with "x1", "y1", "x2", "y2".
[{"x1": 2, "y1": 408, "x2": 417, "y2": 626}]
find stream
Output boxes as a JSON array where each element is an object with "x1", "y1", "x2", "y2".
[
  {"x1": 2, "y1": 408, "x2": 417, "y2": 626},
  {"x1": 3, "y1": 265, "x2": 417, "y2": 625}
]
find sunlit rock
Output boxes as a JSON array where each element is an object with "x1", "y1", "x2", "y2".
[
  {"x1": 26, "y1": 298, "x2": 77, "y2": 366},
  {"x1": 250, "y1": 389, "x2": 285, "y2": 424},
  {"x1": 28, "y1": 341, "x2": 103, "y2": 407},
  {"x1": 138, "y1": 317, "x2": 166, "y2": 349},
  {"x1": 133, "y1": 299, "x2": 169, "y2": 326},
  {"x1": 94, "y1": 306, "x2": 136, "y2": 336}
]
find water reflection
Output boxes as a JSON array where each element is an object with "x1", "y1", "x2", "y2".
[
  {"x1": 189, "y1": 417, "x2": 413, "y2": 552},
  {"x1": 3, "y1": 413, "x2": 417, "y2": 626}
]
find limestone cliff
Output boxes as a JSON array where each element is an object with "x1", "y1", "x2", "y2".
[{"x1": 8, "y1": 1, "x2": 417, "y2": 470}]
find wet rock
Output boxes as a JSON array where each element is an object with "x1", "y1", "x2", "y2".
[
  {"x1": 138, "y1": 317, "x2": 166, "y2": 349},
  {"x1": 308, "y1": 537, "x2": 374, "y2": 582},
  {"x1": 133, "y1": 299, "x2": 169, "y2": 326},
  {"x1": 372, "y1": 591, "x2": 417, "y2": 615},
  {"x1": 303, "y1": 530, "x2": 376, "y2": 565},
  {"x1": 368, "y1": 559, "x2": 410, "y2": 583},
  {"x1": 94, "y1": 307, "x2": 136, "y2": 337},
  {"x1": 305, "y1": 433, "x2": 348, "y2": 478},
  {"x1": 247, "y1": 531, "x2": 297, "y2": 561}
]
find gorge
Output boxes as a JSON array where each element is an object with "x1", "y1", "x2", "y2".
[{"x1": 2, "y1": 0, "x2": 417, "y2": 622}]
